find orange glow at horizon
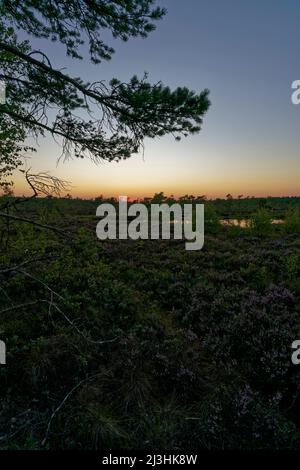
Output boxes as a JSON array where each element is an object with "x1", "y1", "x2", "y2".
[
  {"x1": 13, "y1": 173, "x2": 300, "y2": 201},
  {"x1": 11, "y1": 137, "x2": 300, "y2": 201}
]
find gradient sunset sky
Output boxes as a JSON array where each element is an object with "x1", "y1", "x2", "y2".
[{"x1": 14, "y1": 0, "x2": 300, "y2": 199}]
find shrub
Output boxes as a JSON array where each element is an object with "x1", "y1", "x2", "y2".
[
  {"x1": 204, "y1": 203, "x2": 220, "y2": 234},
  {"x1": 249, "y1": 209, "x2": 273, "y2": 236},
  {"x1": 285, "y1": 254, "x2": 300, "y2": 280},
  {"x1": 284, "y1": 209, "x2": 300, "y2": 234}
]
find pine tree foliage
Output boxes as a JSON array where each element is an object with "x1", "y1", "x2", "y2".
[{"x1": 0, "y1": 1, "x2": 210, "y2": 178}]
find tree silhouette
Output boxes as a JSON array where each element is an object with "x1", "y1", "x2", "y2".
[{"x1": 0, "y1": 0, "x2": 210, "y2": 179}]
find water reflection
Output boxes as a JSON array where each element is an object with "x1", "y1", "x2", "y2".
[
  {"x1": 220, "y1": 219, "x2": 283, "y2": 228},
  {"x1": 171, "y1": 219, "x2": 284, "y2": 228}
]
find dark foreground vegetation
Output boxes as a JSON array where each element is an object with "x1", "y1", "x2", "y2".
[{"x1": 0, "y1": 196, "x2": 300, "y2": 449}]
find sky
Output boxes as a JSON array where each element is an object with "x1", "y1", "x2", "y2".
[{"x1": 13, "y1": 0, "x2": 300, "y2": 199}]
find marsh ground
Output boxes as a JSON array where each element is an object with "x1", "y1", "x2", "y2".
[{"x1": 0, "y1": 197, "x2": 299, "y2": 449}]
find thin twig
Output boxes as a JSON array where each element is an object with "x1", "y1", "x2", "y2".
[
  {"x1": 41, "y1": 373, "x2": 102, "y2": 446},
  {"x1": 0, "y1": 212, "x2": 69, "y2": 237}
]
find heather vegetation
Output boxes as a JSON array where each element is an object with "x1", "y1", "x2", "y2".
[
  {"x1": 1, "y1": 0, "x2": 299, "y2": 453},
  {"x1": 0, "y1": 195, "x2": 299, "y2": 449}
]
